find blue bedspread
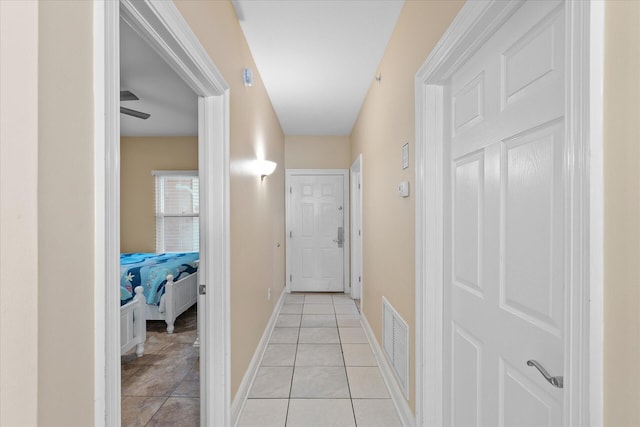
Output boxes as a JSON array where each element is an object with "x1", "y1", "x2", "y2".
[{"x1": 120, "y1": 252, "x2": 199, "y2": 306}]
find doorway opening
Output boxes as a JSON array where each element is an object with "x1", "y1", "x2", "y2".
[
  {"x1": 285, "y1": 169, "x2": 350, "y2": 295},
  {"x1": 414, "y1": 1, "x2": 600, "y2": 425},
  {"x1": 95, "y1": 1, "x2": 231, "y2": 425}
]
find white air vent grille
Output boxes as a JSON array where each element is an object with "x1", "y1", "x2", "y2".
[{"x1": 382, "y1": 297, "x2": 409, "y2": 399}]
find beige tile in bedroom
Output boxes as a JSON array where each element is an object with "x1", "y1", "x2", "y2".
[
  {"x1": 121, "y1": 361, "x2": 192, "y2": 397},
  {"x1": 147, "y1": 397, "x2": 199, "y2": 427},
  {"x1": 183, "y1": 359, "x2": 200, "y2": 381},
  {"x1": 121, "y1": 396, "x2": 167, "y2": 427},
  {"x1": 121, "y1": 361, "x2": 142, "y2": 381},
  {"x1": 171, "y1": 379, "x2": 199, "y2": 398},
  {"x1": 159, "y1": 342, "x2": 198, "y2": 360}
]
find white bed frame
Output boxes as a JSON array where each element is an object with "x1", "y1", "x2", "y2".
[
  {"x1": 144, "y1": 269, "x2": 199, "y2": 334},
  {"x1": 120, "y1": 286, "x2": 146, "y2": 357},
  {"x1": 120, "y1": 267, "x2": 198, "y2": 359}
]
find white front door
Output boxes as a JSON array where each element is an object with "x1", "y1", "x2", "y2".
[
  {"x1": 288, "y1": 171, "x2": 346, "y2": 292},
  {"x1": 444, "y1": 1, "x2": 566, "y2": 425}
]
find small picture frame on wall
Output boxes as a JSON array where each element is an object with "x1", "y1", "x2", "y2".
[{"x1": 402, "y1": 143, "x2": 409, "y2": 170}]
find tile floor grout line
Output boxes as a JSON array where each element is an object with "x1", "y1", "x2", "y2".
[
  {"x1": 143, "y1": 396, "x2": 170, "y2": 427},
  {"x1": 335, "y1": 300, "x2": 359, "y2": 427},
  {"x1": 284, "y1": 293, "x2": 303, "y2": 426}
]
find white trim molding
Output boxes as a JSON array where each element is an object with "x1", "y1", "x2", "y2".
[
  {"x1": 414, "y1": 1, "x2": 601, "y2": 426},
  {"x1": 231, "y1": 288, "x2": 287, "y2": 426},
  {"x1": 285, "y1": 169, "x2": 350, "y2": 295},
  {"x1": 361, "y1": 313, "x2": 415, "y2": 427},
  {"x1": 94, "y1": 0, "x2": 231, "y2": 425}
]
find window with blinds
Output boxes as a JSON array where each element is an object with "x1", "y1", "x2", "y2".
[{"x1": 153, "y1": 171, "x2": 199, "y2": 253}]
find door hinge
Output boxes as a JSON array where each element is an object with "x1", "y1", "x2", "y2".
[
  {"x1": 358, "y1": 229, "x2": 361, "y2": 237},
  {"x1": 358, "y1": 183, "x2": 361, "y2": 189},
  {"x1": 359, "y1": 276, "x2": 361, "y2": 283},
  {"x1": 290, "y1": 230, "x2": 292, "y2": 238},
  {"x1": 290, "y1": 274, "x2": 292, "y2": 282},
  {"x1": 289, "y1": 186, "x2": 292, "y2": 194},
  {"x1": 199, "y1": 284, "x2": 206, "y2": 295}
]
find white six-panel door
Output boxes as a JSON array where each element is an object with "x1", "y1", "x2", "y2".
[
  {"x1": 288, "y1": 171, "x2": 346, "y2": 292},
  {"x1": 443, "y1": 1, "x2": 566, "y2": 425}
]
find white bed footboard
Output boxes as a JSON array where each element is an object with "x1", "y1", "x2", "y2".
[
  {"x1": 120, "y1": 286, "x2": 146, "y2": 357},
  {"x1": 145, "y1": 271, "x2": 198, "y2": 333}
]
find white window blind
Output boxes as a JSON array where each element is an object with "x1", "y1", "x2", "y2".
[{"x1": 153, "y1": 171, "x2": 199, "y2": 253}]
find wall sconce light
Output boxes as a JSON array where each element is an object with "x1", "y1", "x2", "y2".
[{"x1": 254, "y1": 160, "x2": 277, "y2": 181}]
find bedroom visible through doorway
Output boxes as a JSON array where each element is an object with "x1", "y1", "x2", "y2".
[{"x1": 119, "y1": 15, "x2": 201, "y2": 425}]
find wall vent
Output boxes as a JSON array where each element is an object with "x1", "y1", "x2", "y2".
[{"x1": 382, "y1": 296, "x2": 409, "y2": 399}]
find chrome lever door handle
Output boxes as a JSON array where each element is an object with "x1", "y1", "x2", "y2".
[
  {"x1": 333, "y1": 227, "x2": 344, "y2": 248},
  {"x1": 526, "y1": 360, "x2": 563, "y2": 388}
]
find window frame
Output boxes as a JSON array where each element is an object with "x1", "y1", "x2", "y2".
[{"x1": 152, "y1": 170, "x2": 199, "y2": 253}]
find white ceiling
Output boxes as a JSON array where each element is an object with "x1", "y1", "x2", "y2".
[
  {"x1": 120, "y1": 20, "x2": 198, "y2": 137},
  {"x1": 233, "y1": 0, "x2": 404, "y2": 135},
  {"x1": 120, "y1": 1, "x2": 404, "y2": 137}
]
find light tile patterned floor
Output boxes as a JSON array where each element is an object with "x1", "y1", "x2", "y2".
[{"x1": 237, "y1": 293, "x2": 402, "y2": 427}]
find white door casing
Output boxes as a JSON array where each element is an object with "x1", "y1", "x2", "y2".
[
  {"x1": 94, "y1": 1, "x2": 231, "y2": 426},
  {"x1": 444, "y1": 2, "x2": 565, "y2": 425},
  {"x1": 415, "y1": 1, "x2": 599, "y2": 426},
  {"x1": 286, "y1": 169, "x2": 349, "y2": 293},
  {"x1": 350, "y1": 155, "x2": 363, "y2": 300}
]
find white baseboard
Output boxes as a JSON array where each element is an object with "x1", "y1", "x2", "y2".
[
  {"x1": 230, "y1": 287, "x2": 287, "y2": 426},
  {"x1": 361, "y1": 312, "x2": 416, "y2": 427}
]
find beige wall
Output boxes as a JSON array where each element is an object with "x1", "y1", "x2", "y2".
[
  {"x1": 120, "y1": 136, "x2": 198, "y2": 253},
  {"x1": 0, "y1": 1, "x2": 39, "y2": 425},
  {"x1": 285, "y1": 135, "x2": 351, "y2": 169},
  {"x1": 173, "y1": 0, "x2": 286, "y2": 401},
  {"x1": 38, "y1": 1, "x2": 95, "y2": 425},
  {"x1": 603, "y1": 1, "x2": 640, "y2": 426},
  {"x1": 350, "y1": 0, "x2": 465, "y2": 413}
]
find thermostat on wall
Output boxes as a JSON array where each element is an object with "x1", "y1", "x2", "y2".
[{"x1": 398, "y1": 181, "x2": 410, "y2": 197}]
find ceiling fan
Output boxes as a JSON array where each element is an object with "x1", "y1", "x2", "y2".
[{"x1": 120, "y1": 90, "x2": 150, "y2": 120}]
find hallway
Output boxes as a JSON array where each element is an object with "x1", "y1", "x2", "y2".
[{"x1": 236, "y1": 293, "x2": 402, "y2": 427}]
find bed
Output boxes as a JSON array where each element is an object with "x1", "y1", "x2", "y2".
[
  {"x1": 120, "y1": 286, "x2": 146, "y2": 357},
  {"x1": 120, "y1": 252, "x2": 199, "y2": 336}
]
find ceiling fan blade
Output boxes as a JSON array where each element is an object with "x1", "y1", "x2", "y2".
[
  {"x1": 120, "y1": 90, "x2": 139, "y2": 101},
  {"x1": 120, "y1": 106, "x2": 150, "y2": 120}
]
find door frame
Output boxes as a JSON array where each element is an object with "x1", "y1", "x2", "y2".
[
  {"x1": 93, "y1": 1, "x2": 231, "y2": 425},
  {"x1": 285, "y1": 169, "x2": 350, "y2": 294},
  {"x1": 414, "y1": 1, "x2": 603, "y2": 426},
  {"x1": 350, "y1": 155, "x2": 363, "y2": 301}
]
